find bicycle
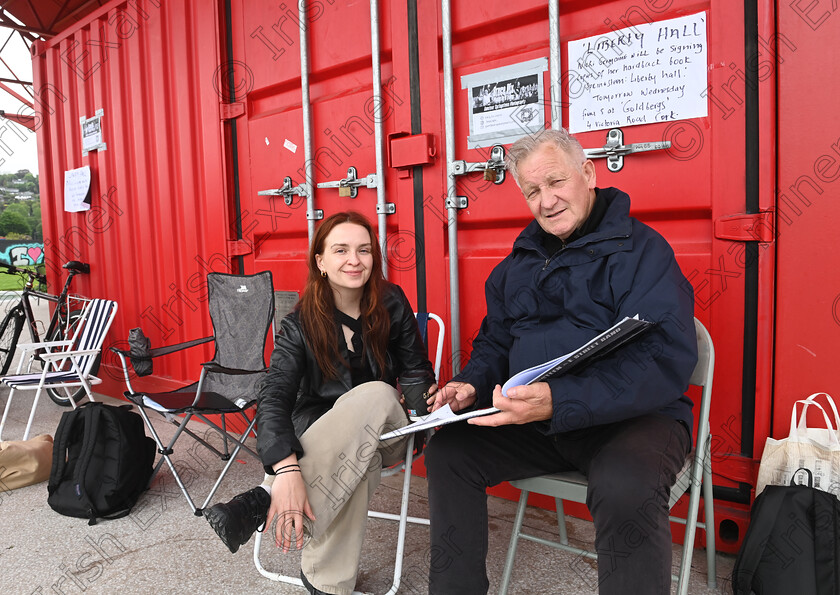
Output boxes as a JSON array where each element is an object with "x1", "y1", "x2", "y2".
[{"x1": 0, "y1": 260, "x2": 93, "y2": 406}]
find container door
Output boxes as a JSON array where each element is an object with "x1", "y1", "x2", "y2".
[
  {"x1": 413, "y1": 0, "x2": 776, "y2": 552},
  {"x1": 225, "y1": 0, "x2": 776, "y2": 552},
  {"x1": 227, "y1": 1, "x2": 426, "y2": 319}
]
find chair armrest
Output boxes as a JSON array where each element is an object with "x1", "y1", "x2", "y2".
[
  {"x1": 200, "y1": 362, "x2": 269, "y2": 375},
  {"x1": 40, "y1": 349, "x2": 100, "y2": 361},
  {"x1": 110, "y1": 336, "x2": 213, "y2": 359},
  {"x1": 17, "y1": 339, "x2": 74, "y2": 352}
]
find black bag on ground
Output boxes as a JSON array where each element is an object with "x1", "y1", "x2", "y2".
[
  {"x1": 47, "y1": 402, "x2": 156, "y2": 525},
  {"x1": 732, "y1": 468, "x2": 840, "y2": 594}
]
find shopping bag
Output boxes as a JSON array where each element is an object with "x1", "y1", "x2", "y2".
[
  {"x1": 0, "y1": 433, "x2": 53, "y2": 491},
  {"x1": 756, "y1": 392, "x2": 840, "y2": 497}
]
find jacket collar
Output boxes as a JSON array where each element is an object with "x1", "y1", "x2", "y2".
[{"x1": 513, "y1": 187, "x2": 633, "y2": 256}]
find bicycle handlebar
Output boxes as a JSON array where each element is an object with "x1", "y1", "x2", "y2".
[{"x1": 0, "y1": 260, "x2": 89, "y2": 284}]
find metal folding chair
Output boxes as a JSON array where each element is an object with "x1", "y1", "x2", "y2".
[
  {"x1": 499, "y1": 318, "x2": 716, "y2": 595},
  {"x1": 254, "y1": 312, "x2": 445, "y2": 595},
  {"x1": 112, "y1": 272, "x2": 274, "y2": 516},
  {"x1": 0, "y1": 298, "x2": 118, "y2": 440}
]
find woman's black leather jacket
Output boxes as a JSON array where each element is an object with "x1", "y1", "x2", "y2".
[{"x1": 256, "y1": 282, "x2": 434, "y2": 473}]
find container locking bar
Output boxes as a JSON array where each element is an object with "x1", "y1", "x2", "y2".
[
  {"x1": 451, "y1": 144, "x2": 507, "y2": 184},
  {"x1": 317, "y1": 167, "x2": 393, "y2": 213},
  {"x1": 258, "y1": 176, "x2": 308, "y2": 206},
  {"x1": 584, "y1": 128, "x2": 671, "y2": 172}
]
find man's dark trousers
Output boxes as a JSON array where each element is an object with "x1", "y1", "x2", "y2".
[{"x1": 425, "y1": 413, "x2": 691, "y2": 594}]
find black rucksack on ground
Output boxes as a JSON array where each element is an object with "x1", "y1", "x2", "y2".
[
  {"x1": 732, "y1": 468, "x2": 840, "y2": 594},
  {"x1": 48, "y1": 401, "x2": 156, "y2": 525}
]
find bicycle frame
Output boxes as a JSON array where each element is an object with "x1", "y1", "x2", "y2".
[
  {"x1": 0, "y1": 261, "x2": 90, "y2": 378},
  {"x1": 16, "y1": 269, "x2": 82, "y2": 347}
]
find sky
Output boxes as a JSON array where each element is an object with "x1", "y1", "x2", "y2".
[{"x1": 0, "y1": 26, "x2": 38, "y2": 175}]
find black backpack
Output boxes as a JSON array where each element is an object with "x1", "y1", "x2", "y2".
[
  {"x1": 48, "y1": 401, "x2": 156, "y2": 525},
  {"x1": 732, "y1": 468, "x2": 840, "y2": 594}
]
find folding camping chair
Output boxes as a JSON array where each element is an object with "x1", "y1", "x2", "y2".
[
  {"x1": 0, "y1": 298, "x2": 118, "y2": 441},
  {"x1": 111, "y1": 271, "x2": 274, "y2": 516},
  {"x1": 254, "y1": 312, "x2": 446, "y2": 595},
  {"x1": 499, "y1": 318, "x2": 716, "y2": 595}
]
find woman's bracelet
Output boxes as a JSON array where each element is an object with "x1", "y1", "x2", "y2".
[
  {"x1": 274, "y1": 463, "x2": 301, "y2": 473},
  {"x1": 276, "y1": 468, "x2": 302, "y2": 475}
]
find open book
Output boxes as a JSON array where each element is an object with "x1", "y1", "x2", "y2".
[{"x1": 380, "y1": 315, "x2": 654, "y2": 440}]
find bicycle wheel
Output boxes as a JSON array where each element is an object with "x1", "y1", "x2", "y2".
[
  {"x1": 45, "y1": 309, "x2": 102, "y2": 407},
  {"x1": 0, "y1": 306, "x2": 25, "y2": 375}
]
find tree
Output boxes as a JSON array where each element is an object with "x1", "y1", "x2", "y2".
[{"x1": 0, "y1": 209, "x2": 29, "y2": 236}]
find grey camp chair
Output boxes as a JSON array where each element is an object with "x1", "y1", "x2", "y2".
[
  {"x1": 112, "y1": 271, "x2": 274, "y2": 516},
  {"x1": 499, "y1": 317, "x2": 716, "y2": 595}
]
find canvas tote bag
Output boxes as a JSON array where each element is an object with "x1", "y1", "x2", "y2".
[{"x1": 756, "y1": 392, "x2": 840, "y2": 497}]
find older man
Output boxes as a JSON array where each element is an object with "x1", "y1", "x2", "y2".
[{"x1": 425, "y1": 128, "x2": 697, "y2": 594}]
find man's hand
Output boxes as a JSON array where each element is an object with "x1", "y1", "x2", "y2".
[
  {"x1": 469, "y1": 382, "x2": 553, "y2": 426},
  {"x1": 427, "y1": 381, "x2": 477, "y2": 413}
]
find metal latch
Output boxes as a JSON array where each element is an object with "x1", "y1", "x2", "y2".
[
  {"x1": 715, "y1": 211, "x2": 775, "y2": 243},
  {"x1": 445, "y1": 196, "x2": 468, "y2": 210},
  {"x1": 227, "y1": 240, "x2": 252, "y2": 256},
  {"x1": 220, "y1": 102, "x2": 245, "y2": 120},
  {"x1": 584, "y1": 128, "x2": 671, "y2": 172},
  {"x1": 317, "y1": 167, "x2": 378, "y2": 199},
  {"x1": 258, "y1": 176, "x2": 307, "y2": 206},
  {"x1": 451, "y1": 144, "x2": 506, "y2": 184}
]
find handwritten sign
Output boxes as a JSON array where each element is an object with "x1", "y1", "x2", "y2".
[
  {"x1": 64, "y1": 166, "x2": 92, "y2": 212},
  {"x1": 567, "y1": 12, "x2": 708, "y2": 133}
]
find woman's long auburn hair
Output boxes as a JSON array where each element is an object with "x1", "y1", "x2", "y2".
[{"x1": 297, "y1": 211, "x2": 390, "y2": 379}]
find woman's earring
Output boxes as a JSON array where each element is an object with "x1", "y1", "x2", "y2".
[{"x1": 320, "y1": 270, "x2": 327, "y2": 278}]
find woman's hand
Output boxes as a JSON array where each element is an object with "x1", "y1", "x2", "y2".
[{"x1": 268, "y1": 457, "x2": 316, "y2": 552}]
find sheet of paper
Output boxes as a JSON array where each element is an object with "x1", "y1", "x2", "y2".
[
  {"x1": 567, "y1": 12, "x2": 708, "y2": 132},
  {"x1": 64, "y1": 166, "x2": 92, "y2": 212},
  {"x1": 380, "y1": 404, "x2": 501, "y2": 440},
  {"x1": 142, "y1": 396, "x2": 168, "y2": 412},
  {"x1": 502, "y1": 353, "x2": 572, "y2": 396}
]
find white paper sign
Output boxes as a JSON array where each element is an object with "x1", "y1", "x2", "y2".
[
  {"x1": 462, "y1": 58, "x2": 548, "y2": 149},
  {"x1": 64, "y1": 166, "x2": 92, "y2": 212},
  {"x1": 80, "y1": 109, "x2": 107, "y2": 155},
  {"x1": 567, "y1": 12, "x2": 708, "y2": 133}
]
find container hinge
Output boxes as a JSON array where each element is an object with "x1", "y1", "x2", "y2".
[
  {"x1": 258, "y1": 176, "x2": 308, "y2": 206},
  {"x1": 317, "y1": 167, "x2": 377, "y2": 198},
  {"x1": 227, "y1": 239, "x2": 252, "y2": 256},
  {"x1": 451, "y1": 144, "x2": 506, "y2": 184},
  {"x1": 445, "y1": 196, "x2": 468, "y2": 210},
  {"x1": 220, "y1": 102, "x2": 245, "y2": 120},
  {"x1": 584, "y1": 128, "x2": 671, "y2": 172},
  {"x1": 714, "y1": 211, "x2": 775, "y2": 243}
]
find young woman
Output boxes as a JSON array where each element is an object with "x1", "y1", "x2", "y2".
[{"x1": 204, "y1": 211, "x2": 436, "y2": 595}]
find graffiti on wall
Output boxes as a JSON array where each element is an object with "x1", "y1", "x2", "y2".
[{"x1": 0, "y1": 241, "x2": 44, "y2": 266}]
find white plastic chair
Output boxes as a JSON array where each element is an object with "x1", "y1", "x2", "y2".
[
  {"x1": 254, "y1": 312, "x2": 445, "y2": 595},
  {"x1": 0, "y1": 299, "x2": 118, "y2": 440},
  {"x1": 499, "y1": 318, "x2": 716, "y2": 595}
]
